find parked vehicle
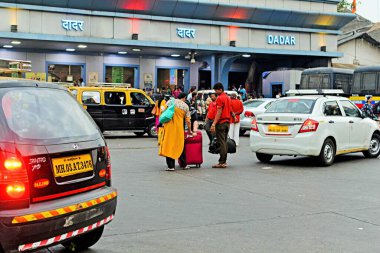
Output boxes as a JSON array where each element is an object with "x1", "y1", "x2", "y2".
[
  {"x1": 0, "y1": 81, "x2": 117, "y2": 252},
  {"x1": 300, "y1": 67, "x2": 353, "y2": 95},
  {"x1": 350, "y1": 65, "x2": 380, "y2": 109},
  {"x1": 69, "y1": 86, "x2": 156, "y2": 137},
  {"x1": 240, "y1": 99, "x2": 276, "y2": 135},
  {"x1": 250, "y1": 92, "x2": 380, "y2": 166}
]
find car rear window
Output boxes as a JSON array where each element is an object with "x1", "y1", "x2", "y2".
[
  {"x1": 1, "y1": 88, "x2": 99, "y2": 140},
  {"x1": 244, "y1": 100, "x2": 265, "y2": 108},
  {"x1": 266, "y1": 99, "x2": 316, "y2": 114}
]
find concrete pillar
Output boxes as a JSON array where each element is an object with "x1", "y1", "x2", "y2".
[{"x1": 216, "y1": 55, "x2": 240, "y2": 90}]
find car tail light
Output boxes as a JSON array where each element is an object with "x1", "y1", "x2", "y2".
[
  {"x1": 105, "y1": 146, "x2": 112, "y2": 186},
  {"x1": 0, "y1": 155, "x2": 30, "y2": 210},
  {"x1": 299, "y1": 119, "x2": 319, "y2": 133},
  {"x1": 244, "y1": 111, "x2": 255, "y2": 118},
  {"x1": 251, "y1": 118, "x2": 259, "y2": 132}
]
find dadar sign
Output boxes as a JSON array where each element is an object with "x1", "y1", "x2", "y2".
[{"x1": 267, "y1": 35, "x2": 296, "y2": 46}]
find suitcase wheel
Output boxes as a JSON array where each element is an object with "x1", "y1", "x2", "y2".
[{"x1": 196, "y1": 164, "x2": 201, "y2": 168}]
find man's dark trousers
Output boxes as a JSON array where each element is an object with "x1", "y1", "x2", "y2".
[
  {"x1": 205, "y1": 118, "x2": 214, "y2": 143},
  {"x1": 216, "y1": 122, "x2": 229, "y2": 164}
]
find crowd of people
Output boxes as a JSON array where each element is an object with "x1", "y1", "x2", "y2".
[{"x1": 155, "y1": 83, "x2": 244, "y2": 171}]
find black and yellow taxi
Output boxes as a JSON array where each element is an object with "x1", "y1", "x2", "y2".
[
  {"x1": 69, "y1": 86, "x2": 156, "y2": 137},
  {"x1": 0, "y1": 81, "x2": 117, "y2": 252}
]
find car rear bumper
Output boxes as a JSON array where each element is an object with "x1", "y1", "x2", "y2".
[
  {"x1": 250, "y1": 131, "x2": 322, "y2": 156},
  {"x1": 0, "y1": 186, "x2": 117, "y2": 253}
]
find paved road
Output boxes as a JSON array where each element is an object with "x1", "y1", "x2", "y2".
[{"x1": 46, "y1": 132, "x2": 380, "y2": 253}]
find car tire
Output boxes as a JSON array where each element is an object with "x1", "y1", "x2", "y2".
[
  {"x1": 363, "y1": 133, "x2": 380, "y2": 158},
  {"x1": 256, "y1": 153, "x2": 273, "y2": 163},
  {"x1": 318, "y1": 138, "x2": 335, "y2": 166},
  {"x1": 62, "y1": 226, "x2": 104, "y2": 252},
  {"x1": 239, "y1": 130, "x2": 246, "y2": 136},
  {"x1": 134, "y1": 132, "x2": 145, "y2": 137},
  {"x1": 147, "y1": 123, "x2": 157, "y2": 138}
]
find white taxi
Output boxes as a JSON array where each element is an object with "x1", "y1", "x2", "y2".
[{"x1": 250, "y1": 93, "x2": 380, "y2": 166}]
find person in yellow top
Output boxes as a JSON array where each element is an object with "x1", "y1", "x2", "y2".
[
  {"x1": 152, "y1": 94, "x2": 169, "y2": 129},
  {"x1": 159, "y1": 93, "x2": 193, "y2": 171}
]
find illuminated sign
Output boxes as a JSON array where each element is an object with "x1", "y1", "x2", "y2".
[
  {"x1": 267, "y1": 35, "x2": 296, "y2": 45},
  {"x1": 177, "y1": 28, "x2": 195, "y2": 39},
  {"x1": 62, "y1": 19, "x2": 84, "y2": 31}
]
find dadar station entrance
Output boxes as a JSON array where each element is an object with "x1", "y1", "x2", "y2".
[
  {"x1": 195, "y1": 53, "x2": 331, "y2": 95},
  {"x1": 0, "y1": 0, "x2": 354, "y2": 94}
]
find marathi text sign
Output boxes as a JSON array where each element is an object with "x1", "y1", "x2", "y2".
[
  {"x1": 177, "y1": 28, "x2": 195, "y2": 39},
  {"x1": 62, "y1": 19, "x2": 84, "y2": 31}
]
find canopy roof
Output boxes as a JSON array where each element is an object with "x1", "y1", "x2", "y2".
[{"x1": 2, "y1": 0, "x2": 355, "y2": 31}]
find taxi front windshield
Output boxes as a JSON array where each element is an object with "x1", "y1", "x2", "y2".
[
  {"x1": 266, "y1": 99, "x2": 316, "y2": 114},
  {"x1": 1, "y1": 88, "x2": 99, "y2": 141}
]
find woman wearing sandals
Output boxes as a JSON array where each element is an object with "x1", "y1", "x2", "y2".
[{"x1": 159, "y1": 93, "x2": 193, "y2": 171}]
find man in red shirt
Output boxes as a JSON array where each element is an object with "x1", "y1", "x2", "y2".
[
  {"x1": 210, "y1": 82, "x2": 233, "y2": 168},
  {"x1": 229, "y1": 93, "x2": 244, "y2": 146},
  {"x1": 205, "y1": 92, "x2": 217, "y2": 144}
]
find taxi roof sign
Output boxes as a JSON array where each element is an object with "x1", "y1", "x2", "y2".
[{"x1": 286, "y1": 89, "x2": 345, "y2": 96}]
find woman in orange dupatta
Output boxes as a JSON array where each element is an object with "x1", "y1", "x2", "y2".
[{"x1": 159, "y1": 93, "x2": 193, "y2": 171}]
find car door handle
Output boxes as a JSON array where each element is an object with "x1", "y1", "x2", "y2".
[
  {"x1": 328, "y1": 120, "x2": 334, "y2": 123},
  {"x1": 349, "y1": 120, "x2": 354, "y2": 123}
]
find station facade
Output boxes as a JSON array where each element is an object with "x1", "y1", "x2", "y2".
[{"x1": 0, "y1": 0, "x2": 355, "y2": 93}]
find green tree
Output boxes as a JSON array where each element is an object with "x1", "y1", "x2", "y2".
[
  {"x1": 338, "y1": 0, "x2": 360, "y2": 12},
  {"x1": 338, "y1": 0, "x2": 351, "y2": 12}
]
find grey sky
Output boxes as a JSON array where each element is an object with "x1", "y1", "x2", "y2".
[{"x1": 357, "y1": 0, "x2": 380, "y2": 22}]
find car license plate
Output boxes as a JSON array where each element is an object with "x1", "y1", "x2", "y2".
[
  {"x1": 268, "y1": 125, "x2": 288, "y2": 133},
  {"x1": 52, "y1": 154, "x2": 94, "y2": 178}
]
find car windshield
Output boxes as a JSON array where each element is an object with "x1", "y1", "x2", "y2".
[
  {"x1": 1, "y1": 88, "x2": 99, "y2": 141},
  {"x1": 244, "y1": 100, "x2": 265, "y2": 108},
  {"x1": 266, "y1": 99, "x2": 316, "y2": 114}
]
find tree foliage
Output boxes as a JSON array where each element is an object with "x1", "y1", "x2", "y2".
[{"x1": 338, "y1": 0, "x2": 351, "y2": 12}]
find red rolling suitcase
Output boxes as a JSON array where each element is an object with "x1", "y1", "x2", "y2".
[{"x1": 179, "y1": 131, "x2": 203, "y2": 168}]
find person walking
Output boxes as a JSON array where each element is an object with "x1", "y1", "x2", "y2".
[
  {"x1": 210, "y1": 83, "x2": 232, "y2": 168},
  {"x1": 187, "y1": 87, "x2": 196, "y2": 101},
  {"x1": 362, "y1": 95, "x2": 377, "y2": 120},
  {"x1": 238, "y1": 85, "x2": 247, "y2": 101},
  {"x1": 172, "y1": 87, "x2": 181, "y2": 98},
  {"x1": 205, "y1": 92, "x2": 217, "y2": 144},
  {"x1": 79, "y1": 78, "x2": 85, "y2": 87},
  {"x1": 159, "y1": 93, "x2": 193, "y2": 171},
  {"x1": 152, "y1": 93, "x2": 168, "y2": 130},
  {"x1": 229, "y1": 93, "x2": 244, "y2": 146}
]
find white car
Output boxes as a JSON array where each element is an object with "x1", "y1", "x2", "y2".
[
  {"x1": 250, "y1": 96, "x2": 380, "y2": 166},
  {"x1": 240, "y1": 99, "x2": 276, "y2": 135}
]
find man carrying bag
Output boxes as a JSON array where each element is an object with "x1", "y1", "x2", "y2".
[{"x1": 210, "y1": 82, "x2": 234, "y2": 168}]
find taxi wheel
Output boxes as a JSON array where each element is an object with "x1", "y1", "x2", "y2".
[
  {"x1": 62, "y1": 226, "x2": 104, "y2": 252},
  {"x1": 363, "y1": 133, "x2": 380, "y2": 158},
  {"x1": 134, "y1": 132, "x2": 145, "y2": 137},
  {"x1": 147, "y1": 123, "x2": 157, "y2": 138},
  {"x1": 256, "y1": 153, "x2": 273, "y2": 163},
  {"x1": 318, "y1": 139, "x2": 335, "y2": 166}
]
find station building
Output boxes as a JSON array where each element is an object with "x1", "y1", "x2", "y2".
[{"x1": 0, "y1": 0, "x2": 355, "y2": 93}]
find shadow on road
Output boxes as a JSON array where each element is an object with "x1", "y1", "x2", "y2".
[{"x1": 257, "y1": 154, "x2": 366, "y2": 168}]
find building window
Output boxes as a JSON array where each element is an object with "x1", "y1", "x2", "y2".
[
  {"x1": 157, "y1": 68, "x2": 187, "y2": 91},
  {"x1": 48, "y1": 64, "x2": 84, "y2": 83},
  {"x1": 105, "y1": 66, "x2": 135, "y2": 86}
]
